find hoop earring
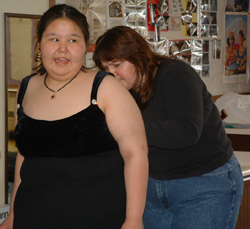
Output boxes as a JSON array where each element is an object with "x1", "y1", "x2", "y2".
[
  {"x1": 141, "y1": 75, "x2": 145, "y2": 88},
  {"x1": 35, "y1": 50, "x2": 42, "y2": 63}
]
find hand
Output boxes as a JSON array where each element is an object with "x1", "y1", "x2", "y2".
[
  {"x1": 220, "y1": 109, "x2": 228, "y2": 120},
  {"x1": 230, "y1": 68, "x2": 238, "y2": 72},
  {"x1": 121, "y1": 219, "x2": 143, "y2": 229},
  {"x1": 0, "y1": 213, "x2": 13, "y2": 229}
]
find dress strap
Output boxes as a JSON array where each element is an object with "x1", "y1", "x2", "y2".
[
  {"x1": 90, "y1": 71, "x2": 114, "y2": 103},
  {"x1": 17, "y1": 73, "x2": 36, "y2": 106}
]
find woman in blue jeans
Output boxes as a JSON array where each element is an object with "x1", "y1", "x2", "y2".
[{"x1": 93, "y1": 26, "x2": 244, "y2": 229}]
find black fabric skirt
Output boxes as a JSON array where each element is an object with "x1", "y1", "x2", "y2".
[{"x1": 13, "y1": 151, "x2": 126, "y2": 229}]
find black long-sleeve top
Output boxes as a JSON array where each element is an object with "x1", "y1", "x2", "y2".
[{"x1": 141, "y1": 58, "x2": 233, "y2": 180}]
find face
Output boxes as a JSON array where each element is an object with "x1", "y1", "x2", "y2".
[
  {"x1": 40, "y1": 18, "x2": 86, "y2": 77},
  {"x1": 229, "y1": 35, "x2": 234, "y2": 46},
  {"x1": 239, "y1": 33, "x2": 243, "y2": 43},
  {"x1": 101, "y1": 60, "x2": 137, "y2": 90}
]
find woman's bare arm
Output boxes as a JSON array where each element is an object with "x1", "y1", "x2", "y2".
[{"x1": 98, "y1": 75, "x2": 148, "y2": 228}]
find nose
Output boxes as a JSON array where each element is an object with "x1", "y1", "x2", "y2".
[
  {"x1": 58, "y1": 41, "x2": 67, "y2": 53},
  {"x1": 106, "y1": 66, "x2": 118, "y2": 78}
]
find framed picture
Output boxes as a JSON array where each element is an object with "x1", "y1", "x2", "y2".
[{"x1": 5, "y1": 13, "x2": 41, "y2": 86}]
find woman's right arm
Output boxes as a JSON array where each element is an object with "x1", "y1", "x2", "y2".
[
  {"x1": 0, "y1": 85, "x2": 23, "y2": 229},
  {"x1": 0, "y1": 152, "x2": 23, "y2": 229}
]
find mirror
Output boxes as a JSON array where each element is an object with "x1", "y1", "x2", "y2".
[{"x1": 4, "y1": 13, "x2": 41, "y2": 204}]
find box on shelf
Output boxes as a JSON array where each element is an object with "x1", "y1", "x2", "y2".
[{"x1": 0, "y1": 204, "x2": 10, "y2": 224}]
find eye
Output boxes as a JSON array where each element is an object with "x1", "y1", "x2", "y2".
[
  {"x1": 51, "y1": 38, "x2": 58, "y2": 42},
  {"x1": 113, "y1": 61, "x2": 124, "y2": 67},
  {"x1": 69, "y1": 39, "x2": 76, "y2": 43}
]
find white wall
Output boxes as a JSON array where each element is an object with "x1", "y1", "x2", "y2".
[{"x1": 0, "y1": 0, "x2": 49, "y2": 205}]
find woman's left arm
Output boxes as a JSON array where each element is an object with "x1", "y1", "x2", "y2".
[{"x1": 97, "y1": 75, "x2": 148, "y2": 229}]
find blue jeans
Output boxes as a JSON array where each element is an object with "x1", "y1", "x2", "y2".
[{"x1": 143, "y1": 154, "x2": 243, "y2": 229}]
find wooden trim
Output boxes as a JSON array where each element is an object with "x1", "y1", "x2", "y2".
[
  {"x1": 4, "y1": 14, "x2": 8, "y2": 204},
  {"x1": 4, "y1": 13, "x2": 41, "y2": 204},
  {"x1": 227, "y1": 134, "x2": 250, "y2": 152},
  {"x1": 49, "y1": 0, "x2": 56, "y2": 8},
  {"x1": 212, "y1": 95, "x2": 223, "y2": 102},
  {"x1": 235, "y1": 179, "x2": 250, "y2": 229},
  {"x1": 4, "y1": 13, "x2": 41, "y2": 19}
]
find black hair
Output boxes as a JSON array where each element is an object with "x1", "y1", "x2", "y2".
[
  {"x1": 239, "y1": 30, "x2": 245, "y2": 41},
  {"x1": 227, "y1": 35, "x2": 235, "y2": 47},
  {"x1": 34, "y1": 4, "x2": 89, "y2": 74}
]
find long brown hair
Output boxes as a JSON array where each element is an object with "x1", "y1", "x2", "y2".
[{"x1": 93, "y1": 26, "x2": 168, "y2": 109}]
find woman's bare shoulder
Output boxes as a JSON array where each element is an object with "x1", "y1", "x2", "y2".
[{"x1": 26, "y1": 74, "x2": 44, "y2": 86}]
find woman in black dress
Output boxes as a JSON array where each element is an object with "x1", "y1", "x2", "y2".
[{"x1": 0, "y1": 5, "x2": 148, "y2": 229}]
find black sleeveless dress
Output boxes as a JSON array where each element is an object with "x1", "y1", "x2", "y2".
[{"x1": 13, "y1": 71, "x2": 126, "y2": 229}]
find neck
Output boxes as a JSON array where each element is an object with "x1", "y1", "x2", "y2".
[{"x1": 44, "y1": 68, "x2": 82, "y2": 100}]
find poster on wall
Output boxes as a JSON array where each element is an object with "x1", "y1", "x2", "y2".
[
  {"x1": 147, "y1": 0, "x2": 170, "y2": 32},
  {"x1": 180, "y1": 0, "x2": 198, "y2": 36},
  {"x1": 146, "y1": 0, "x2": 220, "y2": 38},
  {"x1": 211, "y1": 39, "x2": 221, "y2": 59},
  {"x1": 224, "y1": 14, "x2": 247, "y2": 84},
  {"x1": 79, "y1": 0, "x2": 106, "y2": 45},
  {"x1": 169, "y1": 39, "x2": 192, "y2": 63},
  {"x1": 201, "y1": 0, "x2": 218, "y2": 38},
  {"x1": 6, "y1": 16, "x2": 40, "y2": 86},
  {"x1": 106, "y1": 1, "x2": 125, "y2": 29},
  {"x1": 191, "y1": 39, "x2": 212, "y2": 78},
  {"x1": 225, "y1": 0, "x2": 249, "y2": 12},
  {"x1": 169, "y1": 16, "x2": 181, "y2": 31},
  {"x1": 124, "y1": 0, "x2": 147, "y2": 37}
]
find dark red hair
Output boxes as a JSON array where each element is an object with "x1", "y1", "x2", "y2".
[{"x1": 93, "y1": 26, "x2": 168, "y2": 109}]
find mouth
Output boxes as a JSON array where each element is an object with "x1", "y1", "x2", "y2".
[{"x1": 54, "y1": 58, "x2": 69, "y2": 65}]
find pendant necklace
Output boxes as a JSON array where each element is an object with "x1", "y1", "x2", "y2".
[{"x1": 44, "y1": 69, "x2": 81, "y2": 100}]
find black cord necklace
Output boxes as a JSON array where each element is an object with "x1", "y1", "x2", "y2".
[{"x1": 44, "y1": 69, "x2": 81, "y2": 100}]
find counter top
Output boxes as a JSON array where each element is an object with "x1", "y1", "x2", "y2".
[
  {"x1": 225, "y1": 128, "x2": 250, "y2": 135},
  {"x1": 234, "y1": 151, "x2": 250, "y2": 178}
]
